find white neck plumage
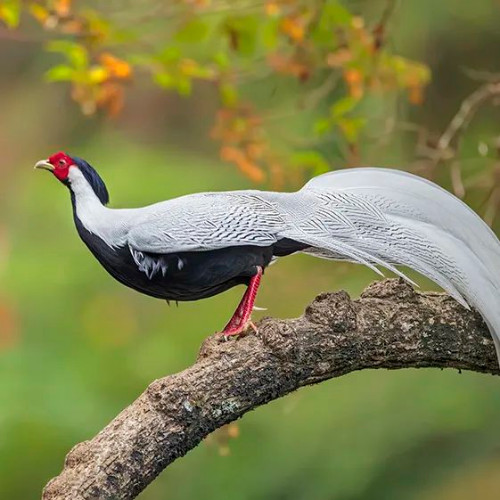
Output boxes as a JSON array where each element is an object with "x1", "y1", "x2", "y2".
[{"x1": 68, "y1": 167, "x2": 132, "y2": 249}]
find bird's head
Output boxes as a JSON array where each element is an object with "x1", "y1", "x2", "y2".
[{"x1": 35, "y1": 152, "x2": 109, "y2": 205}]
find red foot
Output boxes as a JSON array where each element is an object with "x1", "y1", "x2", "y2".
[{"x1": 221, "y1": 267, "x2": 263, "y2": 338}]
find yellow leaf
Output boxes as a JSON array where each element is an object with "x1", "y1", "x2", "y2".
[
  {"x1": 29, "y1": 3, "x2": 50, "y2": 23},
  {"x1": 178, "y1": 58, "x2": 199, "y2": 77},
  {"x1": 88, "y1": 66, "x2": 109, "y2": 84},
  {"x1": 351, "y1": 16, "x2": 364, "y2": 30},
  {"x1": 0, "y1": 1, "x2": 20, "y2": 28}
]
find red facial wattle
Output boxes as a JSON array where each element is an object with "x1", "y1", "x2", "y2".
[{"x1": 47, "y1": 152, "x2": 74, "y2": 181}]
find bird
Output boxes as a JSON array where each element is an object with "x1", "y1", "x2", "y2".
[{"x1": 35, "y1": 152, "x2": 500, "y2": 361}]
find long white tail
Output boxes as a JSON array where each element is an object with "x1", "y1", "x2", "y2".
[{"x1": 278, "y1": 168, "x2": 500, "y2": 355}]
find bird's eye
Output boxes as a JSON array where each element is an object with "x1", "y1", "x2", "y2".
[{"x1": 58, "y1": 159, "x2": 66, "y2": 166}]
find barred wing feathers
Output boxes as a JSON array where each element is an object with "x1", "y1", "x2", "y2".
[{"x1": 127, "y1": 192, "x2": 287, "y2": 253}]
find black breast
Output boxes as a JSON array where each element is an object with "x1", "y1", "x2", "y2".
[{"x1": 73, "y1": 215, "x2": 306, "y2": 301}]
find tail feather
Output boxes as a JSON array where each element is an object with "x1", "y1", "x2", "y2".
[{"x1": 277, "y1": 167, "x2": 500, "y2": 356}]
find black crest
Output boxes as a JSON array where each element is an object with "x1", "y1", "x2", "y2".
[{"x1": 72, "y1": 156, "x2": 110, "y2": 205}]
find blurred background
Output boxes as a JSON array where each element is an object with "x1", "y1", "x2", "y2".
[{"x1": 1, "y1": 1, "x2": 500, "y2": 499}]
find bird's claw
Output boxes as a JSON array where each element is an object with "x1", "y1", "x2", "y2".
[
  {"x1": 248, "y1": 321, "x2": 258, "y2": 333},
  {"x1": 252, "y1": 305, "x2": 267, "y2": 311},
  {"x1": 218, "y1": 320, "x2": 257, "y2": 341}
]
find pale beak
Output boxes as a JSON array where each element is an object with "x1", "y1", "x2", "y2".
[{"x1": 34, "y1": 159, "x2": 54, "y2": 172}]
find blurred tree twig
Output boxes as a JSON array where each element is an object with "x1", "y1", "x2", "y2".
[
  {"x1": 42, "y1": 279, "x2": 499, "y2": 500},
  {"x1": 436, "y1": 82, "x2": 500, "y2": 160},
  {"x1": 411, "y1": 80, "x2": 500, "y2": 220}
]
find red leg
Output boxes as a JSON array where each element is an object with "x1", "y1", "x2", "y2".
[{"x1": 221, "y1": 267, "x2": 263, "y2": 337}]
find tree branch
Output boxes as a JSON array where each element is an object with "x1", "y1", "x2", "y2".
[{"x1": 42, "y1": 279, "x2": 499, "y2": 500}]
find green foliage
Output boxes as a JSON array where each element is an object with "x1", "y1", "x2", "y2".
[
  {"x1": 45, "y1": 64, "x2": 74, "y2": 82},
  {"x1": 331, "y1": 96, "x2": 359, "y2": 118},
  {"x1": 46, "y1": 40, "x2": 88, "y2": 69},
  {"x1": 3, "y1": 0, "x2": 431, "y2": 185},
  {"x1": 225, "y1": 14, "x2": 260, "y2": 56},
  {"x1": 174, "y1": 18, "x2": 211, "y2": 44},
  {"x1": 291, "y1": 150, "x2": 331, "y2": 175}
]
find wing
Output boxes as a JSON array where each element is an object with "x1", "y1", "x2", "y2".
[{"x1": 127, "y1": 192, "x2": 287, "y2": 254}]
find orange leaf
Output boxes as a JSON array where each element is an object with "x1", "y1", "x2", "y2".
[
  {"x1": 265, "y1": 2, "x2": 280, "y2": 16},
  {"x1": 236, "y1": 157, "x2": 266, "y2": 183},
  {"x1": 280, "y1": 16, "x2": 304, "y2": 43},
  {"x1": 268, "y1": 53, "x2": 310, "y2": 80},
  {"x1": 71, "y1": 84, "x2": 96, "y2": 116},
  {"x1": 53, "y1": 0, "x2": 72, "y2": 17},
  {"x1": 326, "y1": 49, "x2": 352, "y2": 68},
  {"x1": 220, "y1": 146, "x2": 244, "y2": 163},
  {"x1": 343, "y1": 68, "x2": 362, "y2": 84},
  {"x1": 246, "y1": 142, "x2": 265, "y2": 161},
  {"x1": 408, "y1": 84, "x2": 424, "y2": 105},
  {"x1": 220, "y1": 146, "x2": 266, "y2": 183},
  {"x1": 204, "y1": 423, "x2": 240, "y2": 456},
  {"x1": 343, "y1": 69, "x2": 364, "y2": 99},
  {"x1": 96, "y1": 82, "x2": 124, "y2": 116},
  {"x1": 187, "y1": 0, "x2": 212, "y2": 7},
  {"x1": 99, "y1": 53, "x2": 132, "y2": 79},
  {"x1": 270, "y1": 161, "x2": 285, "y2": 190},
  {"x1": 60, "y1": 19, "x2": 85, "y2": 34}
]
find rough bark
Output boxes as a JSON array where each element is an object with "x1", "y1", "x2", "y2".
[{"x1": 42, "y1": 279, "x2": 499, "y2": 500}]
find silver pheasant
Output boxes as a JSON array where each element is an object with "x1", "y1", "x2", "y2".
[{"x1": 35, "y1": 153, "x2": 500, "y2": 361}]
